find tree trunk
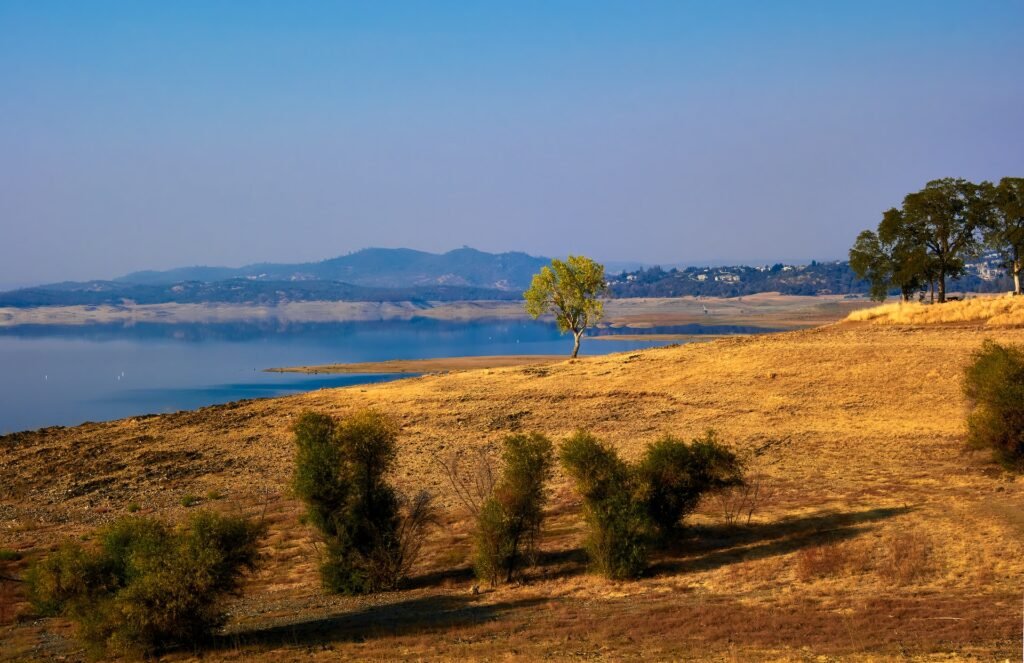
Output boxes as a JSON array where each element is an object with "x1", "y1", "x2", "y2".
[
  {"x1": 937, "y1": 274, "x2": 946, "y2": 303},
  {"x1": 1015, "y1": 259, "x2": 1022, "y2": 296},
  {"x1": 571, "y1": 330, "x2": 582, "y2": 359}
]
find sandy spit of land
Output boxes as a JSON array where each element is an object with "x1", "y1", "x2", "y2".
[
  {"x1": 590, "y1": 333, "x2": 729, "y2": 342},
  {"x1": 267, "y1": 355, "x2": 564, "y2": 374}
]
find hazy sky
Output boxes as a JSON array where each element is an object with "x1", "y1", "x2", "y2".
[{"x1": 2, "y1": 1, "x2": 1023, "y2": 285}]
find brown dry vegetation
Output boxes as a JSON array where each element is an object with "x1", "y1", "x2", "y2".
[{"x1": 2, "y1": 316, "x2": 1023, "y2": 661}]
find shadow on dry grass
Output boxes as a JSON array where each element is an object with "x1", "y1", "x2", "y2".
[
  {"x1": 216, "y1": 594, "x2": 548, "y2": 652},
  {"x1": 650, "y1": 505, "x2": 911, "y2": 576},
  {"x1": 528, "y1": 505, "x2": 911, "y2": 581},
  {"x1": 401, "y1": 564, "x2": 475, "y2": 590},
  {"x1": 402, "y1": 506, "x2": 913, "y2": 589}
]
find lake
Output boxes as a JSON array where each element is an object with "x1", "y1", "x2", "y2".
[{"x1": 0, "y1": 318, "x2": 722, "y2": 434}]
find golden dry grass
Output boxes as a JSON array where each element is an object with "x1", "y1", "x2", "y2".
[
  {"x1": 2, "y1": 321, "x2": 1023, "y2": 660},
  {"x1": 847, "y1": 294, "x2": 1024, "y2": 326}
]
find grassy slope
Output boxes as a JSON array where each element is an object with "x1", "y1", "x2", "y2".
[
  {"x1": 2, "y1": 319, "x2": 1023, "y2": 661},
  {"x1": 847, "y1": 293, "x2": 1024, "y2": 327}
]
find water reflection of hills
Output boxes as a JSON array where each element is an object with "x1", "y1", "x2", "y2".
[
  {"x1": 0, "y1": 319, "x2": 781, "y2": 344},
  {"x1": 0, "y1": 319, "x2": 555, "y2": 344}
]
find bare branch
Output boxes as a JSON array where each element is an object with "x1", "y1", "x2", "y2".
[{"x1": 435, "y1": 448, "x2": 496, "y2": 517}]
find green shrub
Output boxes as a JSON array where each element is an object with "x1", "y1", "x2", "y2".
[
  {"x1": 125, "y1": 502, "x2": 141, "y2": 513},
  {"x1": 180, "y1": 493, "x2": 200, "y2": 508},
  {"x1": 0, "y1": 548, "x2": 22, "y2": 562},
  {"x1": 473, "y1": 433, "x2": 553, "y2": 585},
  {"x1": 559, "y1": 431, "x2": 649, "y2": 580},
  {"x1": 26, "y1": 512, "x2": 263, "y2": 658},
  {"x1": 963, "y1": 340, "x2": 1024, "y2": 470},
  {"x1": 292, "y1": 410, "x2": 435, "y2": 594},
  {"x1": 560, "y1": 430, "x2": 746, "y2": 579},
  {"x1": 635, "y1": 431, "x2": 744, "y2": 536}
]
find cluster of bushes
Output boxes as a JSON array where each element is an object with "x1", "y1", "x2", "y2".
[
  {"x1": 26, "y1": 511, "x2": 264, "y2": 657},
  {"x1": 294, "y1": 409, "x2": 745, "y2": 589},
  {"x1": 561, "y1": 430, "x2": 743, "y2": 579},
  {"x1": 25, "y1": 408, "x2": 746, "y2": 656},
  {"x1": 964, "y1": 340, "x2": 1024, "y2": 470},
  {"x1": 441, "y1": 426, "x2": 744, "y2": 584}
]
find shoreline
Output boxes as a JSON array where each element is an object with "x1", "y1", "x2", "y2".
[{"x1": 0, "y1": 293, "x2": 872, "y2": 328}]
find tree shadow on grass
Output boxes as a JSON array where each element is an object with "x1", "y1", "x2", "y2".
[
  {"x1": 500, "y1": 506, "x2": 910, "y2": 582},
  {"x1": 402, "y1": 565, "x2": 475, "y2": 590},
  {"x1": 341, "y1": 506, "x2": 911, "y2": 597},
  {"x1": 215, "y1": 593, "x2": 548, "y2": 652},
  {"x1": 649, "y1": 505, "x2": 911, "y2": 576}
]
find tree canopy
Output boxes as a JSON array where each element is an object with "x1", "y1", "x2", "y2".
[
  {"x1": 900, "y1": 178, "x2": 986, "y2": 302},
  {"x1": 850, "y1": 177, "x2": 1014, "y2": 302},
  {"x1": 981, "y1": 178, "x2": 1024, "y2": 295}
]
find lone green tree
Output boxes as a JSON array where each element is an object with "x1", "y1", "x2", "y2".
[
  {"x1": 524, "y1": 255, "x2": 606, "y2": 358},
  {"x1": 981, "y1": 177, "x2": 1024, "y2": 295}
]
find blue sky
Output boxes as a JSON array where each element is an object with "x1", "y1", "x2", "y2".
[{"x1": 2, "y1": 1, "x2": 1023, "y2": 284}]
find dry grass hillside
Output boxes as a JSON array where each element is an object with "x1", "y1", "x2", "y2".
[
  {"x1": 2, "y1": 317, "x2": 1024, "y2": 660},
  {"x1": 848, "y1": 294, "x2": 1024, "y2": 326}
]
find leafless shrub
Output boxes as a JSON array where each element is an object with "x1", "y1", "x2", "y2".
[
  {"x1": 436, "y1": 448, "x2": 497, "y2": 517},
  {"x1": 715, "y1": 472, "x2": 776, "y2": 527},
  {"x1": 378, "y1": 490, "x2": 439, "y2": 583}
]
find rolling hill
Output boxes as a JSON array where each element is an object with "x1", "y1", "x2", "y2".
[
  {"x1": 116, "y1": 247, "x2": 549, "y2": 290},
  {"x1": 2, "y1": 303, "x2": 1022, "y2": 659}
]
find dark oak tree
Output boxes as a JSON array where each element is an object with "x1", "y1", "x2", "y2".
[
  {"x1": 981, "y1": 177, "x2": 1024, "y2": 295},
  {"x1": 900, "y1": 178, "x2": 987, "y2": 303},
  {"x1": 849, "y1": 209, "x2": 929, "y2": 302}
]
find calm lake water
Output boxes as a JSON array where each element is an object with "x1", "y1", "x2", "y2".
[{"x1": 0, "y1": 318, "x2": 735, "y2": 434}]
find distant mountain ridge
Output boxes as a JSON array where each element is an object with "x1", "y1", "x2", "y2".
[
  {"x1": 117, "y1": 247, "x2": 549, "y2": 291},
  {"x1": 1, "y1": 248, "x2": 1014, "y2": 309}
]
